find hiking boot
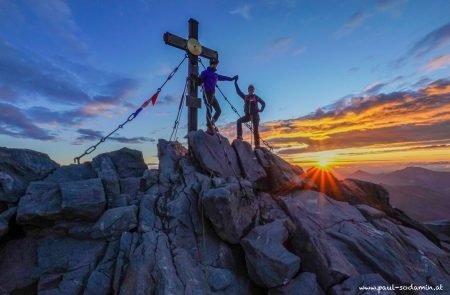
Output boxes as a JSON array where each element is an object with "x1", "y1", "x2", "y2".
[
  {"x1": 236, "y1": 136, "x2": 243, "y2": 140},
  {"x1": 206, "y1": 126, "x2": 215, "y2": 135}
]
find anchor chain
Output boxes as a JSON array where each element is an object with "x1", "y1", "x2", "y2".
[{"x1": 74, "y1": 55, "x2": 188, "y2": 164}]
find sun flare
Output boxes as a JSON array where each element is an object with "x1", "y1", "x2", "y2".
[{"x1": 318, "y1": 159, "x2": 329, "y2": 168}]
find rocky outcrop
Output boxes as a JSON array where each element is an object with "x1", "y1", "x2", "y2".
[
  {"x1": 0, "y1": 132, "x2": 449, "y2": 294},
  {"x1": 240, "y1": 219, "x2": 300, "y2": 288},
  {"x1": 0, "y1": 147, "x2": 58, "y2": 204}
]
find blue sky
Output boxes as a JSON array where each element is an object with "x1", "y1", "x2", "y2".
[{"x1": 0, "y1": 0, "x2": 449, "y2": 169}]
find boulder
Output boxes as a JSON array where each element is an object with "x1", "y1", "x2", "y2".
[
  {"x1": 91, "y1": 205, "x2": 138, "y2": 239},
  {"x1": 241, "y1": 220, "x2": 301, "y2": 288},
  {"x1": 255, "y1": 147, "x2": 307, "y2": 193},
  {"x1": 188, "y1": 130, "x2": 241, "y2": 178},
  {"x1": 268, "y1": 272, "x2": 325, "y2": 295},
  {"x1": 60, "y1": 178, "x2": 106, "y2": 221},
  {"x1": 44, "y1": 163, "x2": 96, "y2": 183},
  {"x1": 232, "y1": 139, "x2": 267, "y2": 184},
  {"x1": 16, "y1": 181, "x2": 62, "y2": 225},
  {"x1": 0, "y1": 147, "x2": 58, "y2": 203},
  {"x1": 202, "y1": 179, "x2": 259, "y2": 244},
  {"x1": 102, "y1": 148, "x2": 147, "y2": 178}
]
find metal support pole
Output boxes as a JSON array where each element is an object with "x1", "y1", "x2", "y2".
[{"x1": 187, "y1": 18, "x2": 199, "y2": 132}]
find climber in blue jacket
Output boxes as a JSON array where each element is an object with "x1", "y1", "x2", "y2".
[{"x1": 200, "y1": 59, "x2": 237, "y2": 134}]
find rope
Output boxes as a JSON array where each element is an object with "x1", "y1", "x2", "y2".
[
  {"x1": 74, "y1": 55, "x2": 188, "y2": 164},
  {"x1": 198, "y1": 58, "x2": 274, "y2": 151},
  {"x1": 169, "y1": 78, "x2": 189, "y2": 141}
]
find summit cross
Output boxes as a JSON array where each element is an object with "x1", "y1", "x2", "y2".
[{"x1": 163, "y1": 18, "x2": 219, "y2": 133}]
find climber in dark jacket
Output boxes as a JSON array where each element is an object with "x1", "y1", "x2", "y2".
[
  {"x1": 234, "y1": 78, "x2": 266, "y2": 148},
  {"x1": 200, "y1": 59, "x2": 237, "y2": 134}
]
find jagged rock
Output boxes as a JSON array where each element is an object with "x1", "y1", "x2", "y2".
[
  {"x1": 138, "y1": 193, "x2": 161, "y2": 232},
  {"x1": 44, "y1": 163, "x2": 96, "y2": 183},
  {"x1": 85, "y1": 240, "x2": 120, "y2": 295},
  {"x1": 119, "y1": 177, "x2": 141, "y2": 197},
  {"x1": 152, "y1": 234, "x2": 184, "y2": 294},
  {"x1": 16, "y1": 181, "x2": 61, "y2": 225},
  {"x1": 342, "y1": 178, "x2": 440, "y2": 246},
  {"x1": 203, "y1": 266, "x2": 237, "y2": 293},
  {"x1": 158, "y1": 139, "x2": 188, "y2": 184},
  {"x1": 112, "y1": 232, "x2": 140, "y2": 293},
  {"x1": 257, "y1": 192, "x2": 288, "y2": 224},
  {"x1": 91, "y1": 205, "x2": 138, "y2": 239},
  {"x1": 142, "y1": 168, "x2": 159, "y2": 191},
  {"x1": 60, "y1": 178, "x2": 106, "y2": 221},
  {"x1": 202, "y1": 179, "x2": 259, "y2": 244},
  {"x1": 92, "y1": 154, "x2": 122, "y2": 209},
  {"x1": 0, "y1": 147, "x2": 59, "y2": 203},
  {"x1": 0, "y1": 238, "x2": 38, "y2": 293},
  {"x1": 232, "y1": 140, "x2": 267, "y2": 185},
  {"x1": 330, "y1": 273, "x2": 394, "y2": 295},
  {"x1": 279, "y1": 190, "x2": 450, "y2": 291},
  {"x1": 255, "y1": 147, "x2": 308, "y2": 193},
  {"x1": 425, "y1": 220, "x2": 450, "y2": 243},
  {"x1": 268, "y1": 272, "x2": 325, "y2": 295},
  {"x1": 105, "y1": 148, "x2": 147, "y2": 178},
  {"x1": 0, "y1": 207, "x2": 16, "y2": 239},
  {"x1": 173, "y1": 248, "x2": 210, "y2": 293},
  {"x1": 118, "y1": 232, "x2": 157, "y2": 295},
  {"x1": 241, "y1": 219, "x2": 301, "y2": 288},
  {"x1": 3, "y1": 142, "x2": 450, "y2": 294},
  {"x1": 35, "y1": 237, "x2": 106, "y2": 295},
  {"x1": 188, "y1": 130, "x2": 242, "y2": 178},
  {"x1": 355, "y1": 204, "x2": 386, "y2": 221}
]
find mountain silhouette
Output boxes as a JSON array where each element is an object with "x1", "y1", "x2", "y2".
[{"x1": 349, "y1": 167, "x2": 450, "y2": 222}]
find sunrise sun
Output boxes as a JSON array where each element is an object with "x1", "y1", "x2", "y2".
[{"x1": 318, "y1": 159, "x2": 329, "y2": 168}]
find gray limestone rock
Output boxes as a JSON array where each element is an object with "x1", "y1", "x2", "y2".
[
  {"x1": 91, "y1": 205, "x2": 138, "y2": 239},
  {"x1": 188, "y1": 130, "x2": 242, "y2": 178},
  {"x1": 0, "y1": 147, "x2": 58, "y2": 203},
  {"x1": 241, "y1": 220, "x2": 301, "y2": 288},
  {"x1": 60, "y1": 178, "x2": 106, "y2": 221},
  {"x1": 202, "y1": 180, "x2": 259, "y2": 244}
]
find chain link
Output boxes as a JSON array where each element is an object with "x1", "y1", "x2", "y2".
[{"x1": 74, "y1": 55, "x2": 188, "y2": 164}]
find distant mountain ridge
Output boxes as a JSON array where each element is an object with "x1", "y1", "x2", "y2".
[{"x1": 349, "y1": 167, "x2": 450, "y2": 222}]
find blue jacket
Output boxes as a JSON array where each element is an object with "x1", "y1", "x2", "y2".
[{"x1": 200, "y1": 67, "x2": 233, "y2": 93}]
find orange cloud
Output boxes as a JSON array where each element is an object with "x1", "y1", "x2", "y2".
[{"x1": 221, "y1": 79, "x2": 450, "y2": 170}]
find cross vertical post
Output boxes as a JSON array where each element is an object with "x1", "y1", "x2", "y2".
[
  {"x1": 163, "y1": 18, "x2": 219, "y2": 138},
  {"x1": 187, "y1": 19, "x2": 199, "y2": 132}
]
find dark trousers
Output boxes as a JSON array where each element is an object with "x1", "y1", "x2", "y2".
[
  {"x1": 237, "y1": 114, "x2": 260, "y2": 146},
  {"x1": 205, "y1": 91, "x2": 221, "y2": 128}
]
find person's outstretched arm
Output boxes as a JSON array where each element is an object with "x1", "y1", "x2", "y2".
[
  {"x1": 257, "y1": 96, "x2": 266, "y2": 112},
  {"x1": 234, "y1": 80, "x2": 245, "y2": 100},
  {"x1": 217, "y1": 74, "x2": 236, "y2": 81}
]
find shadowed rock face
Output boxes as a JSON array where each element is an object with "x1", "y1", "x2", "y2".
[{"x1": 0, "y1": 131, "x2": 449, "y2": 294}]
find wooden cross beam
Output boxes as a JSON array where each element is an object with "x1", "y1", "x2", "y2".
[{"x1": 163, "y1": 18, "x2": 219, "y2": 133}]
